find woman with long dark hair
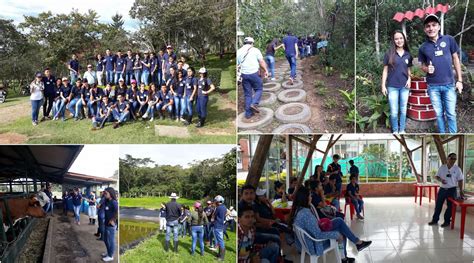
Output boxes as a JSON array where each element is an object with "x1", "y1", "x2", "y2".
[
  {"x1": 265, "y1": 38, "x2": 283, "y2": 81},
  {"x1": 289, "y1": 186, "x2": 371, "y2": 263},
  {"x1": 381, "y1": 30, "x2": 413, "y2": 134},
  {"x1": 188, "y1": 201, "x2": 208, "y2": 256},
  {"x1": 101, "y1": 187, "x2": 118, "y2": 262}
]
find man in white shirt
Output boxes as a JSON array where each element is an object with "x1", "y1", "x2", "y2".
[
  {"x1": 83, "y1": 64, "x2": 97, "y2": 85},
  {"x1": 429, "y1": 153, "x2": 465, "y2": 227},
  {"x1": 237, "y1": 37, "x2": 268, "y2": 119}
]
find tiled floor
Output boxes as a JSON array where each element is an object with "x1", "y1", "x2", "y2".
[{"x1": 284, "y1": 197, "x2": 474, "y2": 263}]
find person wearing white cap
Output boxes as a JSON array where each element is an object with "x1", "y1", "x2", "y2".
[
  {"x1": 212, "y1": 195, "x2": 227, "y2": 261},
  {"x1": 418, "y1": 14, "x2": 463, "y2": 134},
  {"x1": 165, "y1": 192, "x2": 182, "y2": 252},
  {"x1": 195, "y1": 67, "x2": 216, "y2": 127},
  {"x1": 237, "y1": 36, "x2": 268, "y2": 119}
]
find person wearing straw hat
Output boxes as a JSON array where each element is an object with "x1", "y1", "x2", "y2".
[{"x1": 165, "y1": 192, "x2": 182, "y2": 252}]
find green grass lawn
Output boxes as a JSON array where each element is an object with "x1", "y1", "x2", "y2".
[
  {"x1": 0, "y1": 95, "x2": 29, "y2": 109},
  {"x1": 120, "y1": 218, "x2": 236, "y2": 263},
  {"x1": 120, "y1": 197, "x2": 196, "y2": 209}
]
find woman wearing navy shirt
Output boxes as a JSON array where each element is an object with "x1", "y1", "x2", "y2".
[
  {"x1": 381, "y1": 30, "x2": 412, "y2": 134},
  {"x1": 171, "y1": 70, "x2": 186, "y2": 122},
  {"x1": 143, "y1": 83, "x2": 159, "y2": 121},
  {"x1": 133, "y1": 53, "x2": 142, "y2": 85},
  {"x1": 195, "y1": 68, "x2": 215, "y2": 128},
  {"x1": 150, "y1": 52, "x2": 158, "y2": 85},
  {"x1": 71, "y1": 188, "x2": 82, "y2": 225},
  {"x1": 183, "y1": 67, "x2": 197, "y2": 125},
  {"x1": 126, "y1": 81, "x2": 139, "y2": 117},
  {"x1": 136, "y1": 82, "x2": 149, "y2": 117},
  {"x1": 96, "y1": 54, "x2": 105, "y2": 86},
  {"x1": 141, "y1": 52, "x2": 151, "y2": 86},
  {"x1": 78, "y1": 80, "x2": 91, "y2": 119},
  {"x1": 88, "y1": 84, "x2": 103, "y2": 117},
  {"x1": 102, "y1": 187, "x2": 118, "y2": 262},
  {"x1": 55, "y1": 78, "x2": 72, "y2": 121},
  {"x1": 51, "y1": 78, "x2": 62, "y2": 120}
]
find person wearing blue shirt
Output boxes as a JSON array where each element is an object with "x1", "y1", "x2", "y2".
[
  {"x1": 163, "y1": 56, "x2": 177, "y2": 83},
  {"x1": 88, "y1": 84, "x2": 103, "y2": 117},
  {"x1": 162, "y1": 45, "x2": 177, "y2": 72},
  {"x1": 348, "y1": 160, "x2": 359, "y2": 183},
  {"x1": 115, "y1": 50, "x2": 126, "y2": 85},
  {"x1": 77, "y1": 80, "x2": 92, "y2": 119},
  {"x1": 171, "y1": 70, "x2": 186, "y2": 122},
  {"x1": 149, "y1": 52, "x2": 158, "y2": 85},
  {"x1": 133, "y1": 53, "x2": 142, "y2": 85},
  {"x1": 213, "y1": 195, "x2": 227, "y2": 261},
  {"x1": 96, "y1": 54, "x2": 105, "y2": 86},
  {"x1": 159, "y1": 203, "x2": 167, "y2": 232},
  {"x1": 157, "y1": 50, "x2": 164, "y2": 85},
  {"x1": 68, "y1": 54, "x2": 80, "y2": 84},
  {"x1": 102, "y1": 187, "x2": 118, "y2": 262},
  {"x1": 327, "y1": 154, "x2": 343, "y2": 192},
  {"x1": 135, "y1": 82, "x2": 149, "y2": 117},
  {"x1": 125, "y1": 50, "x2": 135, "y2": 85},
  {"x1": 42, "y1": 68, "x2": 56, "y2": 120},
  {"x1": 156, "y1": 84, "x2": 174, "y2": 119},
  {"x1": 55, "y1": 77, "x2": 72, "y2": 121},
  {"x1": 418, "y1": 14, "x2": 463, "y2": 133},
  {"x1": 346, "y1": 175, "x2": 364, "y2": 220},
  {"x1": 95, "y1": 191, "x2": 106, "y2": 240},
  {"x1": 381, "y1": 31, "x2": 413, "y2": 134},
  {"x1": 195, "y1": 68, "x2": 216, "y2": 128},
  {"x1": 112, "y1": 94, "x2": 130, "y2": 129},
  {"x1": 104, "y1": 49, "x2": 115, "y2": 84},
  {"x1": 68, "y1": 79, "x2": 83, "y2": 121},
  {"x1": 282, "y1": 32, "x2": 299, "y2": 84},
  {"x1": 142, "y1": 83, "x2": 159, "y2": 121},
  {"x1": 71, "y1": 188, "x2": 82, "y2": 225},
  {"x1": 92, "y1": 96, "x2": 114, "y2": 130},
  {"x1": 51, "y1": 78, "x2": 62, "y2": 119},
  {"x1": 141, "y1": 52, "x2": 151, "y2": 86},
  {"x1": 183, "y1": 67, "x2": 197, "y2": 125}
]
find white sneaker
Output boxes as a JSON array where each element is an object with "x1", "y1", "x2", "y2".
[
  {"x1": 149, "y1": 118, "x2": 154, "y2": 122},
  {"x1": 271, "y1": 78, "x2": 276, "y2": 81},
  {"x1": 209, "y1": 247, "x2": 217, "y2": 251},
  {"x1": 142, "y1": 113, "x2": 148, "y2": 119},
  {"x1": 399, "y1": 130, "x2": 406, "y2": 134},
  {"x1": 102, "y1": 256, "x2": 113, "y2": 262},
  {"x1": 32, "y1": 122, "x2": 37, "y2": 126},
  {"x1": 180, "y1": 117, "x2": 186, "y2": 122}
]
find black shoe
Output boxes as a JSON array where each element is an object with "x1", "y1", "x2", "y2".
[
  {"x1": 428, "y1": 221, "x2": 438, "y2": 226},
  {"x1": 342, "y1": 257, "x2": 355, "y2": 263},
  {"x1": 250, "y1": 105, "x2": 260, "y2": 113},
  {"x1": 356, "y1": 240, "x2": 372, "y2": 252},
  {"x1": 113, "y1": 122, "x2": 120, "y2": 129},
  {"x1": 441, "y1": 222, "x2": 450, "y2": 227},
  {"x1": 173, "y1": 240, "x2": 178, "y2": 253},
  {"x1": 165, "y1": 240, "x2": 170, "y2": 252}
]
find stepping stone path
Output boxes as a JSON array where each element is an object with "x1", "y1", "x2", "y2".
[{"x1": 238, "y1": 59, "x2": 312, "y2": 133}]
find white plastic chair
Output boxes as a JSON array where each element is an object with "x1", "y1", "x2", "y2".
[{"x1": 293, "y1": 225, "x2": 342, "y2": 263}]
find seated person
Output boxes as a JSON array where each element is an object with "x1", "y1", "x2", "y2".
[
  {"x1": 273, "y1": 181, "x2": 288, "y2": 203},
  {"x1": 112, "y1": 94, "x2": 130, "y2": 129},
  {"x1": 313, "y1": 165, "x2": 327, "y2": 184},
  {"x1": 289, "y1": 186, "x2": 372, "y2": 263},
  {"x1": 92, "y1": 96, "x2": 113, "y2": 130},
  {"x1": 287, "y1": 177, "x2": 298, "y2": 195},
  {"x1": 238, "y1": 204, "x2": 279, "y2": 263},
  {"x1": 323, "y1": 174, "x2": 340, "y2": 210},
  {"x1": 309, "y1": 181, "x2": 344, "y2": 219},
  {"x1": 346, "y1": 175, "x2": 364, "y2": 220}
]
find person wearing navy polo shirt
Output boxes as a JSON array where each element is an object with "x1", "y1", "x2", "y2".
[
  {"x1": 102, "y1": 187, "x2": 118, "y2": 262},
  {"x1": 165, "y1": 192, "x2": 182, "y2": 252},
  {"x1": 237, "y1": 37, "x2": 268, "y2": 119},
  {"x1": 77, "y1": 79, "x2": 91, "y2": 119},
  {"x1": 68, "y1": 54, "x2": 80, "y2": 84},
  {"x1": 112, "y1": 94, "x2": 130, "y2": 129},
  {"x1": 126, "y1": 80, "x2": 139, "y2": 116},
  {"x1": 114, "y1": 50, "x2": 126, "y2": 85},
  {"x1": 327, "y1": 154, "x2": 343, "y2": 192},
  {"x1": 88, "y1": 84, "x2": 103, "y2": 117},
  {"x1": 183, "y1": 67, "x2": 197, "y2": 125},
  {"x1": 135, "y1": 82, "x2": 149, "y2": 117},
  {"x1": 55, "y1": 77, "x2": 72, "y2": 121},
  {"x1": 162, "y1": 45, "x2": 177, "y2": 74},
  {"x1": 156, "y1": 84, "x2": 174, "y2": 119},
  {"x1": 92, "y1": 96, "x2": 113, "y2": 130},
  {"x1": 68, "y1": 79, "x2": 83, "y2": 121},
  {"x1": 348, "y1": 160, "x2": 359, "y2": 183},
  {"x1": 282, "y1": 32, "x2": 299, "y2": 84},
  {"x1": 149, "y1": 52, "x2": 158, "y2": 85},
  {"x1": 418, "y1": 14, "x2": 463, "y2": 133},
  {"x1": 133, "y1": 53, "x2": 142, "y2": 85},
  {"x1": 71, "y1": 187, "x2": 82, "y2": 225},
  {"x1": 171, "y1": 70, "x2": 186, "y2": 122},
  {"x1": 42, "y1": 68, "x2": 56, "y2": 120},
  {"x1": 157, "y1": 50, "x2": 164, "y2": 85},
  {"x1": 141, "y1": 52, "x2": 151, "y2": 86},
  {"x1": 96, "y1": 54, "x2": 105, "y2": 86},
  {"x1": 213, "y1": 195, "x2": 227, "y2": 261},
  {"x1": 381, "y1": 30, "x2": 413, "y2": 133},
  {"x1": 346, "y1": 175, "x2": 364, "y2": 220},
  {"x1": 125, "y1": 50, "x2": 135, "y2": 85},
  {"x1": 51, "y1": 78, "x2": 62, "y2": 119},
  {"x1": 195, "y1": 67, "x2": 216, "y2": 128},
  {"x1": 104, "y1": 49, "x2": 115, "y2": 84},
  {"x1": 142, "y1": 83, "x2": 158, "y2": 121}
]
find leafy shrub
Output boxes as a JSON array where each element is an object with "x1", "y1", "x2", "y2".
[{"x1": 206, "y1": 68, "x2": 222, "y2": 88}]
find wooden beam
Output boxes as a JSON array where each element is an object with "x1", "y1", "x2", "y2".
[
  {"x1": 394, "y1": 135, "x2": 421, "y2": 182},
  {"x1": 291, "y1": 135, "x2": 311, "y2": 147},
  {"x1": 320, "y1": 134, "x2": 343, "y2": 167},
  {"x1": 432, "y1": 135, "x2": 448, "y2": 164},
  {"x1": 288, "y1": 136, "x2": 293, "y2": 179},
  {"x1": 441, "y1": 135, "x2": 462, "y2": 145},
  {"x1": 245, "y1": 135, "x2": 273, "y2": 188},
  {"x1": 458, "y1": 135, "x2": 465, "y2": 171},
  {"x1": 296, "y1": 134, "x2": 322, "y2": 191}
]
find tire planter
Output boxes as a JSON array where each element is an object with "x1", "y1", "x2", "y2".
[
  {"x1": 275, "y1": 103, "x2": 311, "y2": 123},
  {"x1": 259, "y1": 92, "x2": 277, "y2": 106},
  {"x1": 277, "y1": 89, "x2": 306, "y2": 103},
  {"x1": 282, "y1": 79, "x2": 304, "y2": 89},
  {"x1": 237, "y1": 107, "x2": 274, "y2": 130},
  {"x1": 263, "y1": 82, "x2": 281, "y2": 92},
  {"x1": 408, "y1": 78, "x2": 436, "y2": 121},
  {"x1": 272, "y1": 123, "x2": 312, "y2": 134}
]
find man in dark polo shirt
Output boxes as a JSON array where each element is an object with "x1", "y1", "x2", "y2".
[
  {"x1": 349, "y1": 160, "x2": 359, "y2": 183},
  {"x1": 104, "y1": 49, "x2": 115, "y2": 84},
  {"x1": 42, "y1": 68, "x2": 56, "y2": 120},
  {"x1": 68, "y1": 54, "x2": 80, "y2": 84},
  {"x1": 165, "y1": 192, "x2": 182, "y2": 252},
  {"x1": 114, "y1": 50, "x2": 125, "y2": 85},
  {"x1": 282, "y1": 31, "x2": 299, "y2": 84},
  {"x1": 327, "y1": 154, "x2": 343, "y2": 192},
  {"x1": 418, "y1": 14, "x2": 463, "y2": 134}
]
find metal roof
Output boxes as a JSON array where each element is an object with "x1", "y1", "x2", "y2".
[{"x1": 392, "y1": 4, "x2": 450, "y2": 23}]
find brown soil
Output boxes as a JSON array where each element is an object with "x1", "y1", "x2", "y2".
[
  {"x1": 0, "y1": 100, "x2": 30, "y2": 124},
  {"x1": 0, "y1": 132, "x2": 28, "y2": 144},
  {"x1": 241, "y1": 110, "x2": 267, "y2": 123},
  {"x1": 283, "y1": 106, "x2": 303, "y2": 115},
  {"x1": 287, "y1": 91, "x2": 299, "y2": 98}
]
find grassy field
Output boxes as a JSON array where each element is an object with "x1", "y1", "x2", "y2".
[
  {"x1": 120, "y1": 218, "x2": 236, "y2": 263},
  {"x1": 0, "y1": 54, "x2": 236, "y2": 144},
  {"x1": 120, "y1": 197, "x2": 196, "y2": 209}
]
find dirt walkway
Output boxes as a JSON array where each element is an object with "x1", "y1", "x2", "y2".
[{"x1": 0, "y1": 99, "x2": 30, "y2": 124}]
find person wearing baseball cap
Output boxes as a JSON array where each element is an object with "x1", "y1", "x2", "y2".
[
  {"x1": 194, "y1": 67, "x2": 215, "y2": 127},
  {"x1": 165, "y1": 192, "x2": 182, "y2": 252},
  {"x1": 162, "y1": 45, "x2": 177, "y2": 72},
  {"x1": 237, "y1": 36, "x2": 269, "y2": 119},
  {"x1": 418, "y1": 13, "x2": 463, "y2": 133},
  {"x1": 189, "y1": 201, "x2": 208, "y2": 256},
  {"x1": 30, "y1": 72, "x2": 45, "y2": 126},
  {"x1": 212, "y1": 195, "x2": 227, "y2": 261}
]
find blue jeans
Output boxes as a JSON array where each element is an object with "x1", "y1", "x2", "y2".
[
  {"x1": 265, "y1": 55, "x2": 275, "y2": 78},
  {"x1": 56, "y1": 98, "x2": 68, "y2": 119},
  {"x1": 145, "y1": 103, "x2": 156, "y2": 118},
  {"x1": 260, "y1": 242, "x2": 279, "y2": 263},
  {"x1": 141, "y1": 70, "x2": 150, "y2": 86},
  {"x1": 351, "y1": 198, "x2": 364, "y2": 215},
  {"x1": 98, "y1": 217, "x2": 105, "y2": 239},
  {"x1": 106, "y1": 70, "x2": 114, "y2": 84},
  {"x1": 112, "y1": 109, "x2": 129, "y2": 123},
  {"x1": 115, "y1": 72, "x2": 123, "y2": 84},
  {"x1": 331, "y1": 198, "x2": 340, "y2": 211},
  {"x1": 166, "y1": 219, "x2": 179, "y2": 241},
  {"x1": 174, "y1": 94, "x2": 184, "y2": 117},
  {"x1": 70, "y1": 71, "x2": 78, "y2": 83},
  {"x1": 73, "y1": 205, "x2": 81, "y2": 222},
  {"x1": 206, "y1": 223, "x2": 214, "y2": 245},
  {"x1": 31, "y1": 99, "x2": 42, "y2": 122},
  {"x1": 427, "y1": 84, "x2": 457, "y2": 133},
  {"x1": 157, "y1": 69, "x2": 163, "y2": 85},
  {"x1": 125, "y1": 71, "x2": 134, "y2": 85},
  {"x1": 196, "y1": 95, "x2": 209, "y2": 118},
  {"x1": 77, "y1": 99, "x2": 88, "y2": 117},
  {"x1": 52, "y1": 99, "x2": 60, "y2": 117},
  {"x1": 431, "y1": 187, "x2": 457, "y2": 224},
  {"x1": 330, "y1": 218, "x2": 360, "y2": 257},
  {"x1": 134, "y1": 70, "x2": 141, "y2": 85},
  {"x1": 214, "y1": 228, "x2": 225, "y2": 249},
  {"x1": 388, "y1": 86, "x2": 410, "y2": 133},
  {"x1": 88, "y1": 101, "x2": 99, "y2": 117},
  {"x1": 299, "y1": 47, "x2": 305, "y2": 58},
  {"x1": 104, "y1": 226, "x2": 116, "y2": 258},
  {"x1": 191, "y1": 225, "x2": 205, "y2": 255},
  {"x1": 286, "y1": 55, "x2": 297, "y2": 78},
  {"x1": 156, "y1": 103, "x2": 173, "y2": 114},
  {"x1": 183, "y1": 95, "x2": 193, "y2": 116},
  {"x1": 180, "y1": 221, "x2": 187, "y2": 237},
  {"x1": 68, "y1": 98, "x2": 81, "y2": 118},
  {"x1": 241, "y1": 73, "x2": 263, "y2": 118}
]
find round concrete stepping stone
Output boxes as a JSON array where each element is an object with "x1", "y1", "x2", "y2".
[
  {"x1": 238, "y1": 107, "x2": 274, "y2": 130},
  {"x1": 275, "y1": 103, "x2": 311, "y2": 123},
  {"x1": 272, "y1": 123, "x2": 312, "y2": 134},
  {"x1": 278, "y1": 89, "x2": 307, "y2": 103},
  {"x1": 282, "y1": 79, "x2": 304, "y2": 89},
  {"x1": 263, "y1": 82, "x2": 281, "y2": 92},
  {"x1": 259, "y1": 92, "x2": 277, "y2": 106}
]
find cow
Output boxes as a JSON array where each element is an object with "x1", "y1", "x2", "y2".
[{"x1": 0, "y1": 195, "x2": 46, "y2": 234}]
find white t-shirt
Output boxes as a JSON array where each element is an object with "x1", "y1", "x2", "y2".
[
  {"x1": 83, "y1": 71, "x2": 97, "y2": 85},
  {"x1": 437, "y1": 164, "x2": 464, "y2": 189},
  {"x1": 237, "y1": 44, "x2": 263, "y2": 75},
  {"x1": 30, "y1": 81, "x2": 44, "y2": 101}
]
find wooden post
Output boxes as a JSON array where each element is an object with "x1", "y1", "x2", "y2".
[
  {"x1": 458, "y1": 135, "x2": 465, "y2": 171},
  {"x1": 394, "y1": 135, "x2": 421, "y2": 182},
  {"x1": 288, "y1": 135, "x2": 293, "y2": 180},
  {"x1": 245, "y1": 135, "x2": 274, "y2": 188},
  {"x1": 296, "y1": 135, "x2": 322, "y2": 192},
  {"x1": 432, "y1": 135, "x2": 447, "y2": 164},
  {"x1": 320, "y1": 134, "x2": 343, "y2": 168}
]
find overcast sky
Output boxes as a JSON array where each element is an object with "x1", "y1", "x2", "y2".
[
  {"x1": 69, "y1": 145, "x2": 119, "y2": 178},
  {"x1": 0, "y1": 0, "x2": 139, "y2": 32},
  {"x1": 120, "y1": 145, "x2": 235, "y2": 168}
]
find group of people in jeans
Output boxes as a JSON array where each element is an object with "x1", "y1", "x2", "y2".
[
  {"x1": 162, "y1": 192, "x2": 233, "y2": 261},
  {"x1": 29, "y1": 46, "x2": 216, "y2": 129},
  {"x1": 238, "y1": 154, "x2": 370, "y2": 263},
  {"x1": 382, "y1": 14, "x2": 463, "y2": 134},
  {"x1": 61, "y1": 187, "x2": 118, "y2": 262}
]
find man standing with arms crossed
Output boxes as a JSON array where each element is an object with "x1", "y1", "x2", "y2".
[{"x1": 418, "y1": 14, "x2": 463, "y2": 133}]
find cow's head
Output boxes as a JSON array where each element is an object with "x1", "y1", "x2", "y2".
[{"x1": 27, "y1": 195, "x2": 46, "y2": 218}]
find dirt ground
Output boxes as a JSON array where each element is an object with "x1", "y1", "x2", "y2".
[{"x1": 238, "y1": 55, "x2": 354, "y2": 133}]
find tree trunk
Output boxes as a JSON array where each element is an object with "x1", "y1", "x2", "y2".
[
  {"x1": 459, "y1": 0, "x2": 470, "y2": 56},
  {"x1": 375, "y1": 1, "x2": 380, "y2": 62},
  {"x1": 245, "y1": 135, "x2": 274, "y2": 188}
]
